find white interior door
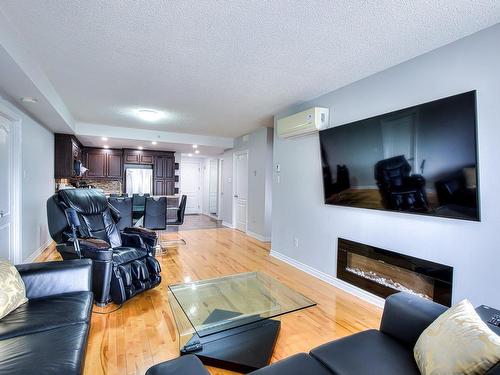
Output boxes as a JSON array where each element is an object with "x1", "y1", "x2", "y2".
[
  {"x1": 181, "y1": 161, "x2": 201, "y2": 214},
  {"x1": 234, "y1": 152, "x2": 248, "y2": 232},
  {"x1": 0, "y1": 115, "x2": 14, "y2": 261}
]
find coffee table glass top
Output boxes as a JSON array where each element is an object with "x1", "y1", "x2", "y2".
[{"x1": 168, "y1": 272, "x2": 316, "y2": 337}]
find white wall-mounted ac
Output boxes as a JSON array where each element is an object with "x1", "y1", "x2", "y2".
[{"x1": 277, "y1": 107, "x2": 329, "y2": 139}]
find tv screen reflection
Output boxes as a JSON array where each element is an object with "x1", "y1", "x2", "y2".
[{"x1": 319, "y1": 91, "x2": 479, "y2": 221}]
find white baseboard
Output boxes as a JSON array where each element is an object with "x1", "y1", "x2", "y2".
[
  {"x1": 222, "y1": 221, "x2": 233, "y2": 228},
  {"x1": 246, "y1": 230, "x2": 271, "y2": 242},
  {"x1": 270, "y1": 249, "x2": 384, "y2": 308},
  {"x1": 24, "y1": 239, "x2": 53, "y2": 263}
]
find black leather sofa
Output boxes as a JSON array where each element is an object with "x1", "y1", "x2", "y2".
[
  {"x1": 0, "y1": 259, "x2": 93, "y2": 375},
  {"x1": 146, "y1": 292, "x2": 500, "y2": 375},
  {"x1": 47, "y1": 188, "x2": 162, "y2": 306}
]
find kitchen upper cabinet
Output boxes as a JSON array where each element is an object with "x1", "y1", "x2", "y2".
[
  {"x1": 106, "y1": 151, "x2": 123, "y2": 178},
  {"x1": 84, "y1": 148, "x2": 122, "y2": 179},
  {"x1": 85, "y1": 151, "x2": 106, "y2": 177},
  {"x1": 124, "y1": 149, "x2": 154, "y2": 165},
  {"x1": 154, "y1": 154, "x2": 175, "y2": 178},
  {"x1": 54, "y1": 133, "x2": 83, "y2": 178},
  {"x1": 153, "y1": 152, "x2": 175, "y2": 195}
]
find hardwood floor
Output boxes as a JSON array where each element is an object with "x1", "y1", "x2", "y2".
[{"x1": 37, "y1": 228, "x2": 382, "y2": 375}]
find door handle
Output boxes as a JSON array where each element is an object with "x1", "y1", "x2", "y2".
[
  {"x1": 0, "y1": 211, "x2": 4, "y2": 218},
  {"x1": 234, "y1": 195, "x2": 238, "y2": 198}
]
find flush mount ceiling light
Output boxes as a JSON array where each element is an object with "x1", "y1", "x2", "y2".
[
  {"x1": 103, "y1": 145, "x2": 109, "y2": 149},
  {"x1": 188, "y1": 153, "x2": 193, "y2": 157},
  {"x1": 138, "y1": 146, "x2": 144, "y2": 150},
  {"x1": 195, "y1": 150, "x2": 200, "y2": 154},
  {"x1": 101, "y1": 137, "x2": 108, "y2": 141},
  {"x1": 152, "y1": 141, "x2": 157, "y2": 145},
  {"x1": 136, "y1": 109, "x2": 162, "y2": 121},
  {"x1": 192, "y1": 144, "x2": 198, "y2": 149},
  {"x1": 20, "y1": 96, "x2": 38, "y2": 103}
]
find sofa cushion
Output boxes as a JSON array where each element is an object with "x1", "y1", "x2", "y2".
[
  {"x1": 146, "y1": 354, "x2": 209, "y2": 375},
  {"x1": 249, "y1": 353, "x2": 332, "y2": 375},
  {"x1": 0, "y1": 291, "x2": 93, "y2": 340},
  {"x1": 310, "y1": 329, "x2": 420, "y2": 375},
  {"x1": 0, "y1": 258, "x2": 28, "y2": 319},
  {"x1": 414, "y1": 299, "x2": 500, "y2": 375},
  {"x1": 0, "y1": 323, "x2": 89, "y2": 375}
]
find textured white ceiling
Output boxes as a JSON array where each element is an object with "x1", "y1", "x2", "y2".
[{"x1": 1, "y1": 1, "x2": 500, "y2": 138}]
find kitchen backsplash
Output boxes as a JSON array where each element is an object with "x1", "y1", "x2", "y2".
[{"x1": 76, "y1": 179, "x2": 122, "y2": 195}]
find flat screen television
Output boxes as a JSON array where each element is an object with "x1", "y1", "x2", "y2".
[{"x1": 319, "y1": 91, "x2": 479, "y2": 221}]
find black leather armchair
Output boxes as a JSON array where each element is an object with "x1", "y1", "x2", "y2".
[
  {"x1": 374, "y1": 155, "x2": 428, "y2": 211},
  {"x1": 47, "y1": 188, "x2": 161, "y2": 306}
]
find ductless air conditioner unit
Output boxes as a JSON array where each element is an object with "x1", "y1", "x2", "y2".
[{"x1": 277, "y1": 107, "x2": 329, "y2": 139}]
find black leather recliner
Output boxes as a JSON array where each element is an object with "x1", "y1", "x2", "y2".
[
  {"x1": 374, "y1": 155, "x2": 428, "y2": 211},
  {"x1": 47, "y1": 188, "x2": 161, "y2": 306}
]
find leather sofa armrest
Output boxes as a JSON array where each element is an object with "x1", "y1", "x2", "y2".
[
  {"x1": 16, "y1": 259, "x2": 93, "y2": 299},
  {"x1": 380, "y1": 292, "x2": 447, "y2": 348}
]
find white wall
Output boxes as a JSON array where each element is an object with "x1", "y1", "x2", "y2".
[
  {"x1": 272, "y1": 23, "x2": 500, "y2": 307},
  {"x1": 220, "y1": 127, "x2": 273, "y2": 240},
  {"x1": 0, "y1": 97, "x2": 54, "y2": 262}
]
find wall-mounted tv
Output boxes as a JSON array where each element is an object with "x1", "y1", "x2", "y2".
[{"x1": 319, "y1": 91, "x2": 479, "y2": 221}]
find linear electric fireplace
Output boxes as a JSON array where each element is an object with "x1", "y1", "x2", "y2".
[{"x1": 337, "y1": 238, "x2": 453, "y2": 306}]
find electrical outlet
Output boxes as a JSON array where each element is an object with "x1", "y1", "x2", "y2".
[{"x1": 294, "y1": 238, "x2": 299, "y2": 248}]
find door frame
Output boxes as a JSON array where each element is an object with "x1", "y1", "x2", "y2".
[
  {"x1": 232, "y1": 150, "x2": 249, "y2": 232},
  {"x1": 218, "y1": 158, "x2": 223, "y2": 220},
  {"x1": 180, "y1": 158, "x2": 202, "y2": 214},
  {"x1": 0, "y1": 102, "x2": 22, "y2": 263}
]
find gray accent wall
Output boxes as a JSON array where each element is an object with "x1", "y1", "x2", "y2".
[{"x1": 272, "y1": 23, "x2": 500, "y2": 306}]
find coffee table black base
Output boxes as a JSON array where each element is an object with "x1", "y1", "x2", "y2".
[{"x1": 181, "y1": 318, "x2": 281, "y2": 373}]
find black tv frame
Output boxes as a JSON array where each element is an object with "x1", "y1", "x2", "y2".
[{"x1": 319, "y1": 90, "x2": 480, "y2": 222}]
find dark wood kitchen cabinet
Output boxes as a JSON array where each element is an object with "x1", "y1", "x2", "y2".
[
  {"x1": 54, "y1": 133, "x2": 83, "y2": 178},
  {"x1": 124, "y1": 149, "x2": 154, "y2": 164},
  {"x1": 153, "y1": 152, "x2": 175, "y2": 195},
  {"x1": 83, "y1": 148, "x2": 123, "y2": 179}
]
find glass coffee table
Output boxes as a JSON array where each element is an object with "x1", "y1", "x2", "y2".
[{"x1": 168, "y1": 272, "x2": 316, "y2": 372}]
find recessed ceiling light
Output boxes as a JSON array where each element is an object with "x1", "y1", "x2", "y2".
[
  {"x1": 20, "y1": 96, "x2": 38, "y2": 103},
  {"x1": 195, "y1": 150, "x2": 200, "y2": 154},
  {"x1": 138, "y1": 146, "x2": 144, "y2": 150},
  {"x1": 101, "y1": 137, "x2": 108, "y2": 141},
  {"x1": 188, "y1": 153, "x2": 193, "y2": 157},
  {"x1": 136, "y1": 109, "x2": 162, "y2": 121},
  {"x1": 103, "y1": 145, "x2": 109, "y2": 149},
  {"x1": 192, "y1": 144, "x2": 198, "y2": 149},
  {"x1": 152, "y1": 141, "x2": 157, "y2": 145}
]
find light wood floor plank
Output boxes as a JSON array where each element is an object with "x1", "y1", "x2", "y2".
[{"x1": 37, "y1": 227, "x2": 382, "y2": 375}]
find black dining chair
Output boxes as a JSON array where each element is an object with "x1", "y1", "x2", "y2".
[
  {"x1": 108, "y1": 197, "x2": 133, "y2": 231},
  {"x1": 144, "y1": 197, "x2": 167, "y2": 230},
  {"x1": 132, "y1": 193, "x2": 146, "y2": 207},
  {"x1": 162, "y1": 195, "x2": 187, "y2": 246}
]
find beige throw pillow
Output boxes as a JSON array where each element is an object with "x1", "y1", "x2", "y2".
[
  {"x1": 0, "y1": 258, "x2": 28, "y2": 319},
  {"x1": 414, "y1": 299, "x2": 500, "y2": 375}
]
